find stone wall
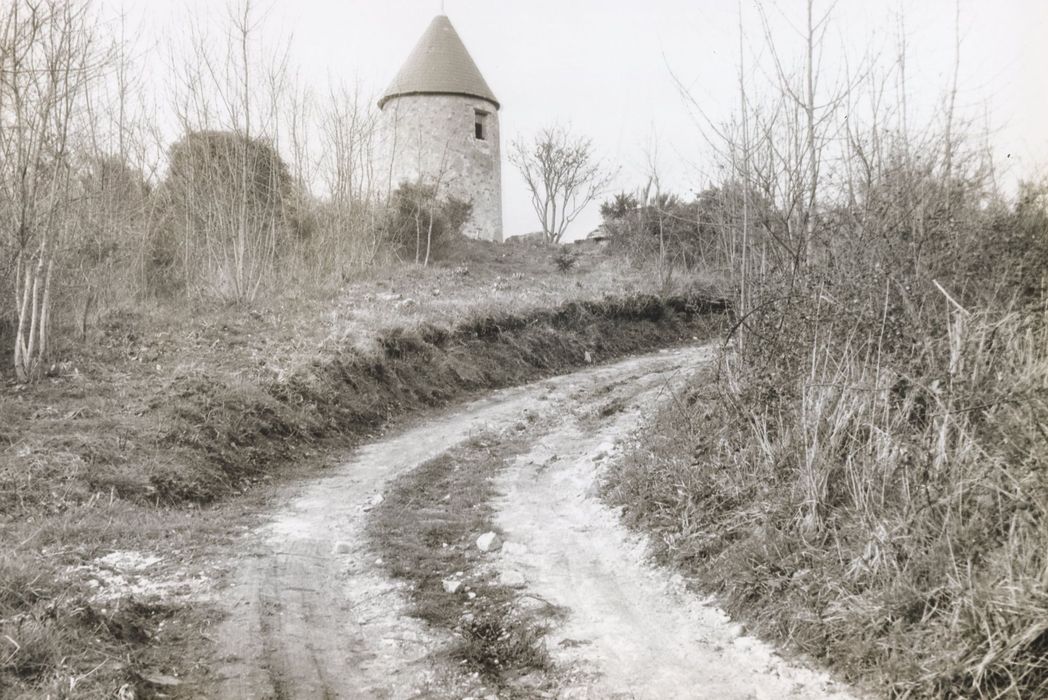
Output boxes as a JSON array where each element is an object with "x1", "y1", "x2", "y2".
[{"x1": 379, "y1": 93, "x2": 502, "y2": 242}]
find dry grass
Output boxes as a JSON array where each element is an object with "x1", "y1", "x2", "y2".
[
  {"x1": 601, "y1": 165, "x2": 1048, "y2": 698},
  {"x1": 0, "y1": 497, "x2": 244, "y2": 698},
  {"x1": 1, "y1": 239, "x2": 718, "y2": 510},
  {"x1": 605, "y1": 300, "x2": 1047, "y2": 698}
]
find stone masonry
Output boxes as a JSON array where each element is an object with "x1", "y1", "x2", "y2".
[{"x1": 381, "y1": 93, "x2": 502, "y2": 242}]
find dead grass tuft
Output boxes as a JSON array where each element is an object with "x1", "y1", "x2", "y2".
[{"x1": 457, "y1": 613, "x2": 551, "y2": 678}]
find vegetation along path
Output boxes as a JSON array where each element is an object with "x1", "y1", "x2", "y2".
[{"x1": 209, "y1": 345, "x2": 855, "y2": 699}]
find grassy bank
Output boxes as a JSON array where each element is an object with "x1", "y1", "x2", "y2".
[
  {"x1": 605, "y1": 298, "x2": 1047, "y2": 697},
  {"x1": 600, "y1": 115, "x2": 1048, "y2": 695},
  {"x1": 1, "y1": 240, "x2": 726, "y2": 697}
]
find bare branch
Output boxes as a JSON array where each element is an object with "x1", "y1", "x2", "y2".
[{"x1": 510, "y1": 126, "x2": 614, "y2": 244}]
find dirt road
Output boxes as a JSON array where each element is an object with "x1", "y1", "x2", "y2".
[{"x1": 209, "y1": 345, "x2": 854, "y2": 699}]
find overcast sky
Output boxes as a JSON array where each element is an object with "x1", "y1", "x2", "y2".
[{"x1": 104, "y1": 0, "x2": 1048, "y2": 240}]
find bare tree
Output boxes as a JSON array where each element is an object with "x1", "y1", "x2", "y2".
[
  {"x1": 0, "y1": 0, "x2": 108, "y2": 381},
  {"x1": 321, "y1": 81, "x2": 376, "y2": 213},
  {"x1": 167, "y1": 0, "x2": 293, "y2": 302},
  {"x1": 510, "y1": 126, "x2": 612, "y2": 244},
  {"x1": 411, "y1": 132, "x2": 451, "y2": 267},
  {"x1": 315, "y1": 81, "x2": 381, "y2": 273},
  {"x1": 754, "y1": 0, "x2": 852, "y2": 272},
  {"x1": 74, "y1": 8, "x2": 162, "y2": 337}
]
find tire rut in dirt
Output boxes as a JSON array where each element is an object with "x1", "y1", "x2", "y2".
[{"x1": 255, "y1": 545, "x2": 367, "y2": 699}]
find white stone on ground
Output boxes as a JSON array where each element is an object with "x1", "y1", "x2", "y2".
[
  {"x1": 500, "y1": 570, "x2": 527, "y2": 588},
  {"x1": 476, "y1": 532, "x2": 502, "y2": 552}
]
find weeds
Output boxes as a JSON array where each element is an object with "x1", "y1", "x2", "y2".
[
  {"x1": 606, "y1": 297, "x2": 1048, "y2": 697},
  {"x1": 457, "y1": 614, "x2": 551, "y2": 678},
  {"x1": 553, "y1": 249, "x2": 579, "y2": 273}
]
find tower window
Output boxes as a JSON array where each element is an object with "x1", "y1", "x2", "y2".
[{"x1": 474, "y1": 110, "x2": 488, "y2": 140}]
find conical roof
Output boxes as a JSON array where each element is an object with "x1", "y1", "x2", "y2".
[{"x1": 379, "y1": 15, "x2": 499, "y2": 109}]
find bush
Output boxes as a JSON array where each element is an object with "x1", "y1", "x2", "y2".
[
  {"x1": 552, "y1": 249, "x2": 578, "y2": 272},
  {"x1": 380, "y1": 182, "x2": 472, "y2": 265},
  {"x1": 152, "y1": 130, "x2": 302, "y2": 300},
  {"x1": 600, "y1": 185, "x2": 766, "y2": 273}
]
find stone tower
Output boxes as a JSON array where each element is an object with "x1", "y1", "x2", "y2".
[{"x1": 378, "y1": 15, "x2": 502, "y2": 242}]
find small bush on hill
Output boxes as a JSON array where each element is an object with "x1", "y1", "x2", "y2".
[
  {"x1": 381, "y1": 182, "x2": 472, "y2": 266},
  {"x1": 153, "y1": 130, "x2": 301, "y2": 300},
  {"x1": 600, "y1": 184, "x2": 771, "y2": 280},
  {"x1": 553, "y1": 249, "x2": 579, "y2": 272}
]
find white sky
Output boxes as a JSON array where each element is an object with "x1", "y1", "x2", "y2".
[{"x1": 103, "y1": 0, "x2": 1048, "y2": 240}]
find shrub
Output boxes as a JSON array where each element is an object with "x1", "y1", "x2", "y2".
[
  {"x1": 600, "y1": 185, "x2": 767, "y2": 273},
  {"x1": 380, "y1": 182, "x2": 472, "y2": 265},
  {"x1": 553, "y1": 248, "x2": 578, "y2": 272},
  {"x1": 152, "y1": 130, "x2": 301, "y2": 300}
]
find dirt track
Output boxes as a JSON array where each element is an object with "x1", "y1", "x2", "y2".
[{"x1": 209, "y1": 345, "x2": 854, "y2": 699}]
